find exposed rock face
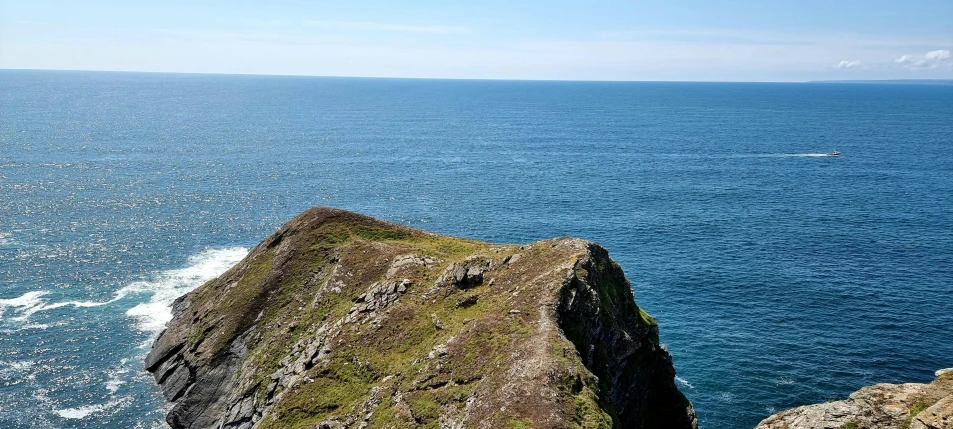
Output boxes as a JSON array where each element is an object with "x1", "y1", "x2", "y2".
[
  {"x1": 145, "y1": 207, "x2": 697, "y2": 429},
  {"x1": 756, "y1": 368, "x2": 953, "y2": 429}
]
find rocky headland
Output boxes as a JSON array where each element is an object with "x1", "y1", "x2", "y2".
[
  {"x1": 145, "y1": 207, "x2": 697, "y2": 429},
  {"x1": 756, "y1": 368, "x2": 953, "y2": 429}
]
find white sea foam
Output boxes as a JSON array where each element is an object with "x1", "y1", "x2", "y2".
[
  {"x1": 0, "y1": 289, "x2": 130, "y2": 323},
  {"x1": 0, "y1": 360, "x2": 36, "y2": 376},
  {"x1": 776, "y1": 376, "x2": 795, "y2": 386},
  {"x1": 53, "y1": 397, "x2": 129, "y2": 419},
  {"x1": 675, "y1": 375, "x2": 694, "y2": 389},
  {"x1": 22, "y1": 323, "x2": 50, "y2": 330},
  {"x1": 0, "y1": 247, "x2": 247, "y2": 331},
  {"x1": 105, "y1": 360, "x2": 129, "y2": 394},
  {"x1": 0, "y1": 291, "x2": 50, "y2": 321},
  {"x1": 2, "y1": 248, "x2": 246, "y2": 423},
  {"x1": 0, "y1": 231, "x2": 46, "y2": 250},
  {"x1": 105, "y1": 379, "x2": 125, "y2": 394},
  {"x1": 124, "y1": 247, "x2": 248, "y2": 334}
]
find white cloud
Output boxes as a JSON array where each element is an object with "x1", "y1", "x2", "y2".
[
  {"x1": 925, "y1": 49, "x2": 950, "y2": 60},
  {"x1": 895, "y1": 49, "x2": 951, "y2": 68},
  {"x1": 834, "y1": 60, "x2": 860, "y2": 69}
]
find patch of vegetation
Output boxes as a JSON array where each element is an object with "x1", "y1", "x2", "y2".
[
  {"x1": 441, "y1": 317, "x2": 512, "y2": 386},
  {"x1": 190, "y1": 250, "x2": 275, "y2": 357},
  {"x1": 260, "y1": 355, "x2": 380, "y2": 429},
  {"x1": 434, "y1": 383, "x2": 473, "y2": 405},
  {"x1": 509, "y1": 418, "x2": 533, "y2": 429},
  {"x1": 899, "y1": 398, "x2": 929, "y2": 429},
  {"x1": 366, "y1": 398, "x2": 406, "y2": 428},
  {"x1": 406, "y1": 235, "x2": 486, "y2": 259},
  {"x1": 353, "y1": 226, "x2": 410, "y2": 242},
  {"x1": 638, "y1": 306, "x2": 657, "y2": 326},
  {"x1": 571, "y1": 390, "x2": 615, "y2": 429},
  {"x1": 406, "y1": 392, "x2": 442, "y2": 428}
]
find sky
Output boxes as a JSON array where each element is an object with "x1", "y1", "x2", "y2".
[{"x1": 1, "y1": 0, "x2": 951, "y2": 81}]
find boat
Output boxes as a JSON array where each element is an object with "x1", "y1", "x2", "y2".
[{"x1": 826, "y1": 150, "x2": 841, "y2": 156}]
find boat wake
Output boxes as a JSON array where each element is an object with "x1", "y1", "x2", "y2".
[
  {"x1": 749, "y1": 153, "x2": 841, "y2": 157},
  {"x1": 686, "y1": 153, "x2": 844, "y2": 159}
]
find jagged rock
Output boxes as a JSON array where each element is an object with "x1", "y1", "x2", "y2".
[
  {"x1": 430, "y1": 313, "x2": 444, "y2": 330},
  {"x1": 386, "y1": 254, "x2": 439, "y2": 277},
  {"x1": 913, "y1": 395, "x2": 953, "y2": 429},
  {"x1": 456, "y1": 295, "x2": 479, "y2": 308},
  {"x1": 429, "y1": 344, "x2": 449, "y2": 359},
  {"x1": 146, "y1": 207, "x2": 696, "y2": 429},
  {"x1": 756, "y1": 368, "x2": 953, "y2": 429},
  {"x1": 437, "y1": 257, "x2": 491, "y2": 290}
]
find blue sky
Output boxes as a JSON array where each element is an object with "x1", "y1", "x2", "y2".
[{"x1": 1, "y1": 0, "x2": 951, "y2": 81}]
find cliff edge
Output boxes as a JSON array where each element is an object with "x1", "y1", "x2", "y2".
[
  {"x1": 145, "y1": 207, "x2": 697, "y2": 429},
  {"x1": 756, "y1": 368, "x2": 953, "y2": 429}
]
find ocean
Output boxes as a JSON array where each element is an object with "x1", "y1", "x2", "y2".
[{"x1": 1, "y1": 70, "x2": 951, "y2": 428}]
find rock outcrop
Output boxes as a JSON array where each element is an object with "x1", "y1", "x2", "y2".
[
  {"x1": 145, "y1": 207, "x2": 696, "y2": 429},
  {"x1": 756, "y1": 368, "x2": 953, "y2": 429}
]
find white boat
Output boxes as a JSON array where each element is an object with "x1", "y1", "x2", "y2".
[{"x1": 826, "y1": 150, "x2": 841, "y2": 156}]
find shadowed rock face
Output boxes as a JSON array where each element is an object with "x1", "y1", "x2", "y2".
[
  {"x1": 145, "y1": 207, "x2": 697, "y2": 429},
  {"x1": 756, "y1": 369, "x2": 953, "y2": 429}
]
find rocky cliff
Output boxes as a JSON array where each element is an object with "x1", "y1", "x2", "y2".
[
  {"x1": 145, "y1": 207, "x2": 697, "y2": 429},
  {"x1": 756, "y1": 368, "x2": 953, "y2": 429}
]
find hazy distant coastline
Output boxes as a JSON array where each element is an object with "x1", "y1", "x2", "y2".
[{"x1": 808, "y1": 79, "x2": 953, "y2": 85}]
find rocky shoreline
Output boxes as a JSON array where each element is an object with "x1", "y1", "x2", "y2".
[{"x1": 757, "y1": 368, "x2": 952, "y2": 429}]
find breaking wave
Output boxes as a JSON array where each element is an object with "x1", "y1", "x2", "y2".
[
  {"x1": 0, "y1": 247, "x2": 248, "y2": 335},
  {"x1": 53, "y1": 397, "x2": 131, "y2": 419},
  {"x1": 0, "y1": 247, "x2": 248, "y2": 424},
  {"x1": 122, "y1": 247, "x2": 248, "y2": 335},
  {"x1": 675, "y1": 375, "x2": 695, "y2": 389}
]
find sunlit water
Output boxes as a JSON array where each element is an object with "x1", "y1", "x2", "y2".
[{"x1": 1, "y1": 71, "x2": 951, "y2": 428}]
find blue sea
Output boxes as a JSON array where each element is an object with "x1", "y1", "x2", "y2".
[{"x1": 1, "y1": 70, "x2": 951, "y2": 428}]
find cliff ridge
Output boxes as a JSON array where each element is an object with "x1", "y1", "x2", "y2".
[{"x1": 145, "y1": 207, "x2": 697, "y2": 429}]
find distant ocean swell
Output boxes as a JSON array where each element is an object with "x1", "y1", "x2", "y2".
[{"x1": 0, "y1": 247, "x2": 248, "y2": 424}]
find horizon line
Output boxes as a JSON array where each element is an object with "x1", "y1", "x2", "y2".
[{"x1": 2, "y1": 67, "x2": 952, "y2": 85}]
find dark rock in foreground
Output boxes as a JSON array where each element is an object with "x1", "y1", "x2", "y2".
[
  {"x1": 756, "y1": 368, "x2": 953, "y2": 429},
  {"x1": 146, "y1": 207, "x2": 697, "y2": 429}
]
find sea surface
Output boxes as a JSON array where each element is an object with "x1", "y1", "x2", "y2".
[{"x1": 1, "y1": 70, "x2": 951, "y2": 428}]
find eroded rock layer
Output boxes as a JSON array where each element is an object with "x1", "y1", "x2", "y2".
[{"x1": 146, "y1": 207, "x2": 697, "y2": 429}]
